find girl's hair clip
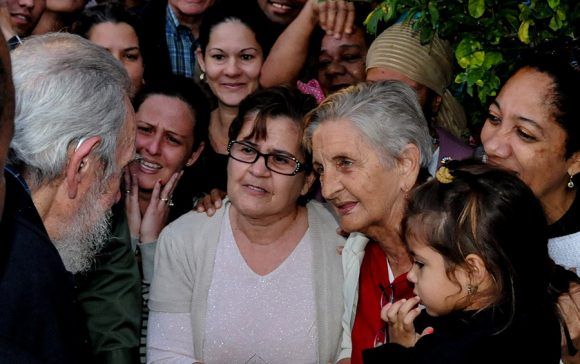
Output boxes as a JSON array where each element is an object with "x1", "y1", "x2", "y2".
[{"x1": 435, "y1": 165, "x2": 454, "y2": 184}]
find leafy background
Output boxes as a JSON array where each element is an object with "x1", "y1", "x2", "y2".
[{"x1": 363, "y1": 0, "x2": 579, "y2": 138}]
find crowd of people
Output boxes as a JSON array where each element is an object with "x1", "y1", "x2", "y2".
[{"x1": 0, "y1": 0, "x2": 577, "y2": 363}]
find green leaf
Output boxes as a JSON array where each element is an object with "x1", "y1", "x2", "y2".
[
  {"x1": 549, "y1": 15, "x2": 563, "y2": 31},
  {"x1": 518, "y1": 20, "x2": 531, "y2": 44},
  {"x1": 483, "y1": 51, "x2": 503, "y2": 70},
  {"x1": 468, "y1": 0, "x2": 485, "y2": 18},
  {"x1": 428, "y1": 2, "x2": 440, "y2": 25},
  {"x1": 364, "y1": 7, "x2": 383, "y2": 34},
  {"x1": 419, "y1": 26, "x2": 434, "y2": 44},
  {"x1": 455, "y1": 37, "x2": 483, "y2": 68},
  {"x1": 557, "y1": 8, "x2": 566, "y2": 20},
  {"x1": 547, "y1": 0, "x2": 560, "y2": 10}
]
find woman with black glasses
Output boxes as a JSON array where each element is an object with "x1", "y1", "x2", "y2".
[{"x1": 146, "y1": 86, "x2": 345, "y2": 364}]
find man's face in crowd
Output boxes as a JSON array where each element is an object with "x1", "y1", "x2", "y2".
[
  {"x1": 6, "y1": 0, "x2": 46, "y2": 37},
  {"x1": 54, "y1": 99, "x2": 136, "y2": 273},
  {"x1": 257, "y1": 0, "x2": 306, "y2": 25}
]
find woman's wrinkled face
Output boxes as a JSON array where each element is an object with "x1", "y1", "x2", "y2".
[
  {"x1": 480, "y1": 68, "x2": 576, "y2": 207},
  {"x1": 317, "y1": 28, "x2": 367, "y2": 95},
  {"x1": 199, "y1": 20, "x2": 263, "y2": 108},
  {"x1": 88, "y1": 22, "x2": 144, "y2": 95},
  {"x1": 131, "y1": 95, "x2": 201, "y2": 190},
  {"x1": 311, "y1": 118, "x2": 407, "y2": 234},
  {"x1": 227, "y1": 115, "x2": 312, "y2": 220}
]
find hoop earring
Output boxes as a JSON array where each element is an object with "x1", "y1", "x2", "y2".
[{"x1": 568, "y1": 174, "x2": 575, "y2": 189}]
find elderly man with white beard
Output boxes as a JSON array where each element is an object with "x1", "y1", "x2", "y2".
[{"x1": 0, "y1": 33, "x2": 136, "y2": 363}]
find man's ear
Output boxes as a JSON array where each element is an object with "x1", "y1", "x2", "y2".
[
  {"x1": 397, "y1": 143, "x2": 421, "y2": 192},
  {"x1": 185, "y1": 141, "x2": 205, "y2": 167},
  {"x1": 65, "y1": 136, "x2": 101, "y2": 199}
]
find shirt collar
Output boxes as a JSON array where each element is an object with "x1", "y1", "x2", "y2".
[{"x1": 166, "y1": 4, "x2": 181, "y2": 30}]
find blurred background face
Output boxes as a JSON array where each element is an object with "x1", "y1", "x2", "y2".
[
  {"x1": 317, "y1": 28, "x2": 368, "y2": 95},
  {"x1": 131, "y1": 94, "x2": 198, "y2": 189},
  {"x1": 227, "y1": 115, "x2": 310, "y2": 219},
  {"x1": 200, "y1": 20, "x2": 263, "y2": 108},
  {"x1": 366, "y1": 67, "x2": 431, "y2": 108},
  {"x1": 88, "y1": 21, "x2": 144, "y2": 95},
  {"x1": 46, "y1": 0, "x2": 86, "y2": 13},
  {"x1": 257, "y1": 0, "x2": 306, "y2": 25},
  {"x1": 7, "y1": 0, "x2": 46, "y2": 36},
  {"x1": 168, "y1": 0, "x2": 213, "y2": 21}
]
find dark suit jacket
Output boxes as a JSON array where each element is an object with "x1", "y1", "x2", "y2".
[{"x1": 0, "y1": 171, "x2": 90, "y2": 363}]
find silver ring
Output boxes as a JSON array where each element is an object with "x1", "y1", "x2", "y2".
[
  {"x1": 160, "y1": 197, "x2": 169, "y2": 202},
  {"x1": 125, "y1": 189, "x2": 131, "y2": 194},
  {"x1": 168, "y1": 200, "x2": 175, "y2": 207}
]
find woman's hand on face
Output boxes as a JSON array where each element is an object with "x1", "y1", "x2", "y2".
[
  {"x1": 194, "y1": 188, "x2": 227, "y2": 217},
  {"x1": 139, "y1": 171, "x2": 183, "y2": 243},
  {"x1": 382, "y1": 296, "x2": 432, "y2": 348},
  {"x1": 312, "y1": 0, "x2": 356, "y2": 39}
]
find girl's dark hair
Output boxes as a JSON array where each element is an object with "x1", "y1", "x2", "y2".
[
  {"x1": 72, "y1": 3, "x2": 139, "y2": 40},
  {"x1": 404, "y1": 159, "x2": 556, "y2": 328},
  {"x1": 133, "y1": 75, "x2": 210, "y2": 151},
  {"x1": 515, "y1": 38, "x2": 580, "y2": 158},
  {"x1": 198, "y1": 2, "x2": 269, "y2": 57}
]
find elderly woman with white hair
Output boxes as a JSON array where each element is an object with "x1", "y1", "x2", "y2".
[
  {"x1": 366, "y1": 23, "x2": 472, "y2": 174},
  {"x1": 303, "y1": 80, "x2": 433, "y2": 364}
]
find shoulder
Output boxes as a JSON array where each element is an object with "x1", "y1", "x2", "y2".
[
  {"x1": 159, "y1": 201, "x2": 228, "y2": 251},
  {"x1": 307, "y1": 200, "x2": 339, "y2": 226},
  {"x1": 307, "y1": 201, "x2": 344, "y2": 243}
]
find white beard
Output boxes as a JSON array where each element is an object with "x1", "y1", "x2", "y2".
[{"x1": 53, "y1": 183, "x2": 113, "y2": 274}]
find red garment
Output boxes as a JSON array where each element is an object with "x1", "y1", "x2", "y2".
[{"x1": 351, "y1": 241, "x2": 414, "y2": 364}]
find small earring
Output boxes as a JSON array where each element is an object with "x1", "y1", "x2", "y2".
[
  {"x1": 467, "y1": 284, "x2": 477, "y2": 295},
  {"x1": 199, "y1": 71, "x2": 205, "y2": 81},
  {"x1": 568, "y1": 174, "x2": 575, "y2": 189}
]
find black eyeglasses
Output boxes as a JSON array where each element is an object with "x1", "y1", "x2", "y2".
[{"x1": 227, "y1": 140, "x2": 307, "y2": 176}]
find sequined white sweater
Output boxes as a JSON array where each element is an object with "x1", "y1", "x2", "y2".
[{"x1": 148, "y1": 199, "x2": 345, "y2": 363}]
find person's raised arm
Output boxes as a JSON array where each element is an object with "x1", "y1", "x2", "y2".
[{"x1": 260, "y1": 0, "x2": 355, "y2": 88}]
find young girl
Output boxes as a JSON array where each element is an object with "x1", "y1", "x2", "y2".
[{"x1": 363, "y1": 160, "x2": 564, "y2": 363}]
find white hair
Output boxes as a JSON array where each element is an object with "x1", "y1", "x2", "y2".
[
  {"x1": 53, "y1": 179, "x2": 112, "y2": 273},
  {"x1": 305, "y1": 81, "x2": 433, "y2": 168},
  {"x1": 9, "y1": 33, "x2": 131, "y2": 189}
]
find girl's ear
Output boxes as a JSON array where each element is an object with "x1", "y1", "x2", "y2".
[{"x1": 464, "y1": 253, "x2": 489, "y2": 286}]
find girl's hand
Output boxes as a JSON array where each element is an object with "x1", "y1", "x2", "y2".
[
  {"x1": 139, "y1": 171, "x2": 182, "y2": 243},
  {"x1": 382, "y1": 296, "x2": 433, "y2": 348}
]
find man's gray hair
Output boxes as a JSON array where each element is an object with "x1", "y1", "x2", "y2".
[
  {"x1": 304, "y1": 81, "x2": 433, "y2": 168},
  {"x1": 9, "y1": 33, "x2": 131, "y2": 189}
]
